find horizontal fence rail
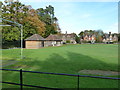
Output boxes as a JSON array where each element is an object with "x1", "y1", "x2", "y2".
[
  {"x1": 2, "y1": 81, "x2": 61, "y2": 90},
  {"x1": 1, "y1": 68, "x2": 120, "y2": 90},
  {"x1": 1, "y1": 69, "x2": 120, "y2": 80}
]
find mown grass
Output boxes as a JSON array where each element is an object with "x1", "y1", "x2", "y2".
[{"x1": 2, "y1": 44, "x2": 119, "y2": 89}]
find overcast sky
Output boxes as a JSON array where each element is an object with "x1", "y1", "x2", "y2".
[{"x1": 1, "y1": 0, "x2": 119, "y2": 34}]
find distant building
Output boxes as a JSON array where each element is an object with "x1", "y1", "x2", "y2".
[
  {"x1": 25, "y1": 34, "x2": 45, "y2": 49},
  {"x1": 80, "y1": 31, "x2": 118, "y2": 44},
  {"x1": 45, "y1": 34, "x2": 62, "y2": 47},
  {"x1": 25, "y1": 32, "x2": 76, "y2": 49},
  {"x1": 25, "y1": 34, "x2": 62, "y2": 49},
  {"x1": 81, "y1": 34, "x2": 96, "y2": 43},
  {"x1": 113, "y1": 34, "x2": 118, "y2": 41},
  {"x1": 59, "y1": 31, "x2": 76, "y2": 44},
  {"x1": 103, "y1": 32, "x2": 118, "y2": 44}
]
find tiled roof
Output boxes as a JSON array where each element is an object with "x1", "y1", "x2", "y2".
[
  {"x1": 25, "y1": 34, "x2": 45, "y2": 41},
  {"x1": 25, "y1": 33, "x2": 76, "y2": 41},
  {"x1": 46, "y1": 34, "x2": 62, "y2": 41},
  {"x1": 60, "y1": 33, "x2": 76, "y2": 37}
]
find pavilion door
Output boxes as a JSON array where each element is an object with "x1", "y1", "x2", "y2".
[{"x1": 42, "y1": 41, "x2": 44, "y2": 47}]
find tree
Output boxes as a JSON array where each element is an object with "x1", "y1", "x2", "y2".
[
  {"x1": 118, "y1": 33, "x2": 120, "y2": 42},
  {"x1": 1, "y1": 0, "x2": 31, "y2": 41},
  {"x1": 44, "y1": 24, "x2": 57, "y2": 38},
  {"x1": 79, "y1": 30, "x2": 104, "y2": 43},
  {"x1": 22, "y1": 22, "x2": 37, "y2": 39},
  {"x1": 1, "y1": 0, "x2": 46, "y2": 41},
  {"x1": 2, "y1": 0, "x2": 28, "y2": 24},
  {"x1": 78, "y1": 31, "x2": 84, "y2": 39},
  {"x1": 53, "y1": 17, "x2": 61, "y2": 33},
  {"x1": 1, "y1": 0, "x2": 61, "y2": 43},
  {"x1": 94, "y1": 29, "x2": 104, "y2": 42},
  {"x1": 36, "y1": 5, "x2": 60, "y2": 37},
  {"x1": 2, "y1": 26, "x2": 20, "y2": 41},
  {"x1": 75, "y1": 35, "x2": 80, "y2": 43},
  {"x1": 25, "y1": 9, "x2": 46, "y2": 36}
]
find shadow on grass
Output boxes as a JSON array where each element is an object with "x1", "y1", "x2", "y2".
[
  {"x1": 2, "y1": 51, "x2": 119, "y2": 88},
  {"x1": 16, "y1": 51, "x2": 118, "y2": 73}
]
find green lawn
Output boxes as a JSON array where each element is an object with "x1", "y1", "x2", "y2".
[{"x1": 2, "y1": 44, "x2": 119, "y2": 89}]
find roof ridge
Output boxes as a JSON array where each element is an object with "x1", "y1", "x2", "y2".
[
  {"x1": 35, "y1": 34, "x2": 39, "y2": 40},
  {"x1": 25, "y1": 34, "x2": 45, "y2": 41}
]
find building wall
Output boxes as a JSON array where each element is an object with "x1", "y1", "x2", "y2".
[
  {"x1": 56, "y1": 41, "x2": 62, "y2": 46},
  {"x1": 44, "y1": 41, "x2": 53, "y2": 47},
  {"x1": 61, "y1": 35, "x2": 76, "y2": 44},
  {"x1": 25, "y1": 41, "x2": 43, "y2": 49},
  {"x1": 44, "y1": 41, "x2": 62, "y2": 47}
]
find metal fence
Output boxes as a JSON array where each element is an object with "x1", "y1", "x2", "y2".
[{"x1": 0, "y1": 68, "x2": 120, "y2": 90}]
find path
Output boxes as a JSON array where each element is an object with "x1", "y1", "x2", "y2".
[
  {"x1": 0, "y1": 60, "x2": 19, "y2": 68},
  {"x1": 78, "y1": 70, "x2": 119, "y2": 76}
]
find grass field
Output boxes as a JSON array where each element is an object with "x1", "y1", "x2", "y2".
[{"x1": 2, "y1": 44, "x2": 119, "y2": 88}]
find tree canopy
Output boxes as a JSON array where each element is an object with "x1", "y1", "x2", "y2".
[{"x1": 1, "y1": 0, "x2": 61, "y2": 42}]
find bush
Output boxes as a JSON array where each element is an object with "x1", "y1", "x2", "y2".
[
  {"x1": 2, "y1": 41, "x2": 21, "y2": 49},
  {"x1": 95, "y1": 41, "x2": 102, "y2": 43},
  {"x1": 113, "y1": 41, "x2": 118, "y2": 43},
  {"x1": 63, "y1": 42, "x2": 66, "y2": 44},
  {"x1": 88, "y1": 41, "x2": 91, "y2": 43},
  {"x1": 66, "y1": 40, "x2": 70, "y2": 43},
  {"x1": 75, "y1": 35, "x2": 80, "y2": 43},
  {"x1": 82, "y1": 40, "x2": 90, "y2": 43}
]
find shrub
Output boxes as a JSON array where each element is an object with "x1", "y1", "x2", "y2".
[
  {"x1": 63, "y1": 42, "x2": 66, "y2": 44},
  {"x1": 66, "y1": 40, "x2": 70, "y2": 43},
  {"x1": 2, "y1": 41, "x2": 21, "y2": 49},
  {"x1": 113, "y1": 41, "x2": 118, "y2": 43},
  {"x1": 82, "y1": 40, "x2": 88, "y2": 43}
]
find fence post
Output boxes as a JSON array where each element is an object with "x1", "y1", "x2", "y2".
[
  {"x1": 20, "y1": 69, "x2": 23, "y2": 90},
  {"x1": 77, "y1": 75, "x2": 79, "y2": 90}
]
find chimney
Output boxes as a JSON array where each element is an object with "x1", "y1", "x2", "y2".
[
  {"x1": 65, "y1": 31, "x2": 67, "y2": 41},
  {"x1": 109, "y1": 32, "x2": 111, "y2": 35},
  {"x1": 65, "y1": 31, "x2": 67, "y2": 35}
]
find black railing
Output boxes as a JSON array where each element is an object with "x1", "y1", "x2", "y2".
[{"x1": 1, "y1": 69, "x2": 120, "y2": 90}]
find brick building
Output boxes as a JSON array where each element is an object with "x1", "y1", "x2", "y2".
[
  {"x1": 25, "y1": 31, "x2": 76, "y2": 49},
  {"x1": 57, "y1": 31, "x2": 76, "y2": 44},
  {"x1": 45, "y1": 34, "x2": 62, "y2": 47},
  {"x1": 25, "y1": 34, "x2": 45, "y2": 49},
  {"x1": 102, "y1": 32, "x2": 118, "y2": 43},
  {"x1": 25, "y1": 34, "x2": 62, "y2": 49}
]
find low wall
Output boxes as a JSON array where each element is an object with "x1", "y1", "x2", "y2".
[{"x1": 25, "y1": 41, "x2": 42, "y2": 49}]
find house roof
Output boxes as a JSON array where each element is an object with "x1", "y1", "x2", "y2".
[
  {"x1": 60, "y1": 33, "x2": 76, "y2": 37},
  {"x1": 25, "y1": 34, "x2": 45, "y2": 41},
  {"x1": 46, "y1": 34, "x2": 62, "y2": 41}
]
